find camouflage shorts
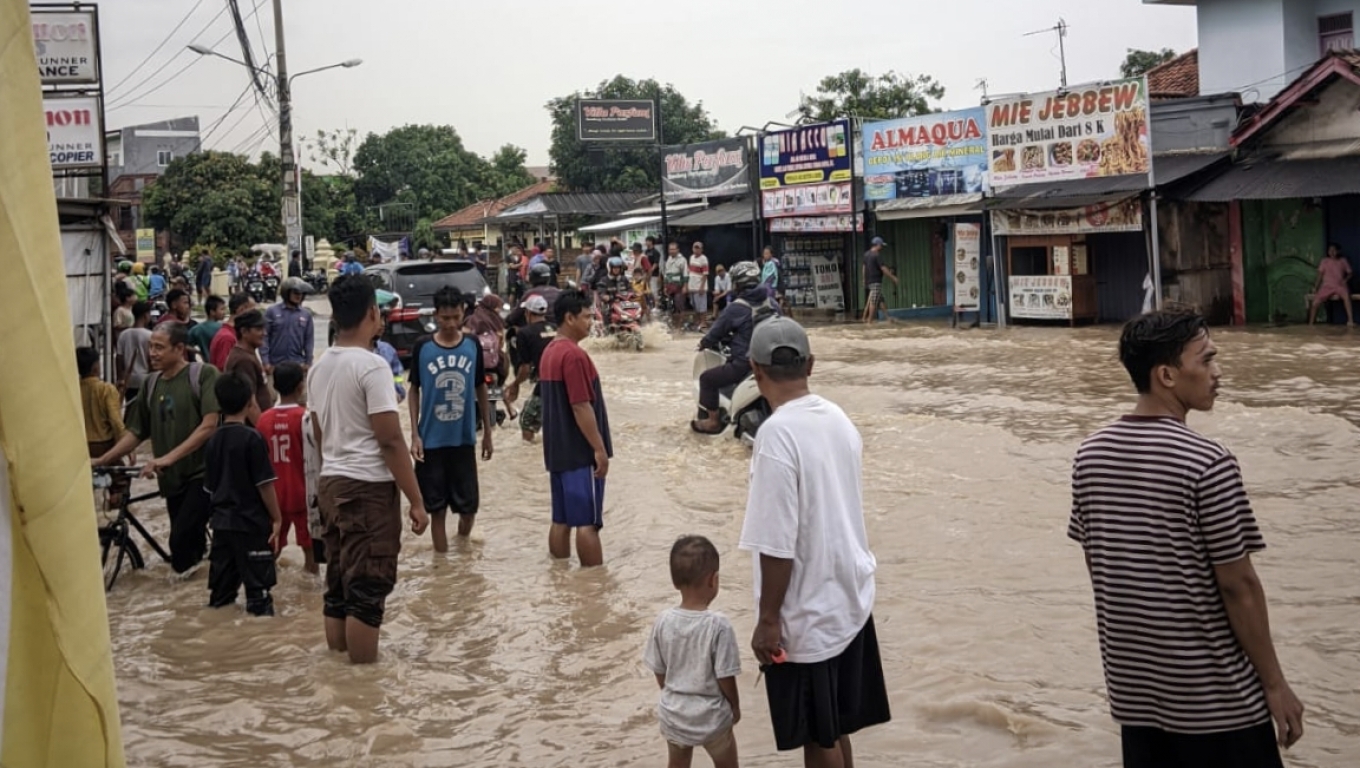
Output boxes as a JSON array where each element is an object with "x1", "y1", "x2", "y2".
[{"x1": 520, "y1": 393, "x2": 543, "y2": 434}]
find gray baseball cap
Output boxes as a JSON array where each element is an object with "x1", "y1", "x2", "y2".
[
  {"x1": 750, "y1": 316, "x2": 810, "y2": 366},
  {"x1": 523, "y1": 295, "x2": 549, "y2": 315}
]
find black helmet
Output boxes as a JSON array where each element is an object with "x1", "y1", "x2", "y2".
[
  {"x1": 529, "y1": 262, "x2": 553, "y2": 286},
  {"x1": 729, "y1": 261, "x2": 762, "y2": 290}
]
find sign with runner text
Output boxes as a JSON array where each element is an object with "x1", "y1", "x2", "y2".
[
  {"x1": 862, "y1": 108, "x2": 987, "y2": 201},
  {"x1": 953, "y1": 223, "x2": 982, "y2": 311},
  {"x1": 44, "y1": 94, "x2": 103, "y2": 170},
  {"x1": 662, "y1": 138, "x2": 749, "y2": 201},
  {"x1": 577, "y1": 99, "x2": 656, "y2": 142},
  {"x1": 986, "y1": 77, "x2": 1150, "y2": 187},
  {"x1": 32, "y1": 10, "x2": 100, "y2": 84}
]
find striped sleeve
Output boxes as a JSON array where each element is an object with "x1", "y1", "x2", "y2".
[
  {"x1": 1067, "y1": 461, "x2": 1087, "y2": 546},
  {"x1": 1197, "y1": 454, "x2": 1266, "y2": 564}
]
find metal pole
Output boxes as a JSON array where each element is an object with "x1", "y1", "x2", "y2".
[
  {"x1": 275, "y1": 0, "x2": 301, "y2": 279},
  {"x1": 1149, "y1": 192, "x2": 1163, "y2": 310},
  {"x1": 990, "y1": 211, "x2": 1007, "y2": 328},
  {"x1": 656, "y1": 90, "x2": 668, "y2": 251}
]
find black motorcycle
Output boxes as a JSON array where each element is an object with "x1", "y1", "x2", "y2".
[
  {"x1": 263, "y1": 275, "x2": 280, "y2": 302},
  {"x1": 305, "y1": 268, "x2": 329, "y2": 294},
  {"x1": 246, "y1": 272, "x2": 265, "y2": 303}
]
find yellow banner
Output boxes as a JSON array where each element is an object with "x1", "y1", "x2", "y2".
[{"x1": 0, "y1": 1, "x2": 125, "y2": 765}]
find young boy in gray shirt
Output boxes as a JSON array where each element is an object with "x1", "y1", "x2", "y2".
[{"x1": 643, "y1": 535, "x2": 742, "y2": 768}]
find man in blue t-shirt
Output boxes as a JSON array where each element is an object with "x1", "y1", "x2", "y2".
[
  {"x1": 538, "y1": 289, "x2": 612, "y2": 567},
  {"x1": 408, "y1": 287, "x2": 493, "y2": 552}
]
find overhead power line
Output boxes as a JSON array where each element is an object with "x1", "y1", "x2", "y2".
[
  {"x1": 107, "y1": 0, "x2": 229, "y2": 100},
  {"x1": 105, "y1": 0, "x2": 210, "y2": 95}
]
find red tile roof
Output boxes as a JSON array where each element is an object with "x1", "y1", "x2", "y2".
[
  {"x1": 432, "y1": 178, "x2": 556, "y2": 230},
  {"x1": 1147, "y1": 49, "x2": 1199, "y2": 99},
  {"x1": 1232, "y1": 48, "x2": 1360, "y2": 147}
]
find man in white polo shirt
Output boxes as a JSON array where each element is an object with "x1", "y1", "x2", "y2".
[{"x1": 738, "y1": 317, "x2": 890, "y2": 767}]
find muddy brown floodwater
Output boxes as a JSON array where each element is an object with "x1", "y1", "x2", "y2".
[{"x1": 108, "y1": 321, "x2": 1360, "y2": 767}]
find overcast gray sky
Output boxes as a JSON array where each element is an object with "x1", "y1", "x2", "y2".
[{"x1": 100, "y1": 0, "x2": 1197, "y2": 169}]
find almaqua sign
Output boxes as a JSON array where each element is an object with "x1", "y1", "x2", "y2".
[
  {"x1": 861, "y1": 108, "x2": 987, "y2": 201},
  {"x1": 662, "y1": 138, "x2": 749, "y2": 201},
  {"x1": 32, "y1": 10, "x2": 100, "y2": 85},
  {"x1": 577, "y1": 99, "x2": 656, "y2": 142}
]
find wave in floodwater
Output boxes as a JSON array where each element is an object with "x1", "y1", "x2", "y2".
[{"x1": 109, "y1": 321, "x2": 1360, "y2": 767}]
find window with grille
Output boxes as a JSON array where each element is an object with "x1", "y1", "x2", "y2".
[{"x1": 1319, "y1": 13, "x2": 1354, "y2": 55}]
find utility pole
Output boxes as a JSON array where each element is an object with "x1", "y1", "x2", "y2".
[{"x1": 274, "y1": 0, "x2": 301, "y2": 277}]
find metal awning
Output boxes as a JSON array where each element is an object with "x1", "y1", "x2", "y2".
[
  {"x1": 619, "y1": 202, "x2": 706, "y2": 217},
  {"x1": 1183, "y1": 155, "x2": 1360, "y2": 201},
  {"x1": 873, "y1": 193, "x2": 983, "y2": 220},
  {"x1": 988, "y1": 152, "x2": 1231, "y2": 209},
  {"x1": 577, "y1": 214, "x2": 662, "y2": 233},
  {"x1": 669, "y1": 201, "x2": 756, "y2": 227},
  {"x1": 989, "y1": 191, "x2": 1140, "y2": 211}
]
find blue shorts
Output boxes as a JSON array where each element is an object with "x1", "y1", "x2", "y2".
[{"x1": 550, "y1": 466, "x2": 605, "y2": 529}]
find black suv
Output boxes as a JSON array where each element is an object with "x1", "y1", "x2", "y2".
[{"x1": 328, "y1": 260, "x2": 489, "y2": 362}]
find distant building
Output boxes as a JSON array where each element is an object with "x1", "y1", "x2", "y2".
[
  {"x1": 1145, "y1": 0, "x2": 1357, "y2": 101},
  {"x1": 1146, "y1": 49, "x2": 1200, "y2": 99},
  {"x1": 104, "y1": 116, "x2": 200, "y2": 250}
]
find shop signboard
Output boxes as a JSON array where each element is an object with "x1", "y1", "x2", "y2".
[
  {"x1": 986, "y1": 77, "x2": 1150, "y2": 187},
  {"x1": 991, "y1": 198, "x2": 1142, "y2": 236},
  {"x1": 812, "y1": 254, "x2": 844, "y2": 310},
  {"x1": 862, "y1": 108, "x2": 987, "y2": 201},
  {"x1": 135, "y1": 229, "x2": 155, "y2": 262},
  {"x1": 32, "y1": 9, "x2": 99, "y2": 85},
  {"x1": 759, "y1": 120, "x2": 852, "y2": 191},
  {"x1": 953, "y1": 222, "x2": 982, "y2": 311},
  {"x1": 767, "y1": 213, "x2": 863, "y2": 234},
  {"x1": 662, "y1": 138, "x2": 749, "y2": 201},
  {"x1": 1009, "y1": 275, "x2": 1072, "y2": 320},
  {"x1": 44, "y1": 94, "x2": 103, "y2": 170},
  {"x1": 576, "y1": 99, "x2": 656, "y2": 142},
  {"x1": 761, "y1": 181, "x2": 852, "y2": 217}
]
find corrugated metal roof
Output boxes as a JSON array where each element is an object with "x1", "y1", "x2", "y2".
[
  {"x1": 431, "y1": 179, "x2": 556, "y2": 231},
  {"x1": 1183, "y1": 156, "x2": 1360, "y2": 201},
  {"x1": 989, "y1": 152, "x2": 1230, "y2": 207},
  {"x1": 669, "y1": 201, "x2": 756, "y2": 227},
  {"x1": 495, "y1": 192, "x2": 650, "y2": 220}
]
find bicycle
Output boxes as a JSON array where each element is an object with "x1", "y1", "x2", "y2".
[{"x1": 92, "y1": 466, "x2": 172, "y2": 592}]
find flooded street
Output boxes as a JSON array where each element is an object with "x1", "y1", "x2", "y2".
[{"x1": 108, "y1": 320, "x2": 1360, "y2": 767}]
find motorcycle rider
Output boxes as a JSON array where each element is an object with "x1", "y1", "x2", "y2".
[
  {"x1": 505, "y1": 263, "x2": 563, "y2": 330},
  {"x1": 263, "y1": 277, "x2": 316, "y2": 374},
  {"x1": 597, "y1": 256, "x2": 632, "y2": 301},
  {"x1": 692, "y1": 261, "x2": 777, "y2": 434}
]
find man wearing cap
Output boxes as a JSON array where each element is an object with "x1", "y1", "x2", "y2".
[
  {"x1": 738, "y1": 317, "x2": 890, "y2": 764},
  {"x1": 505, "y1": 294, "x2": 556, "y2": 443},
  {"x1": 861, "y1": 236, "x2": 899, "y2": 324}
]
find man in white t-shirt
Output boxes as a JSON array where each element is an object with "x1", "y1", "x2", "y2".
[
  {"x1": 308, "y1": 274, "x2": 428, "y2": 664},
  {"x1": 738, "y1": 317, "x2": 890, "y2": 765},
  {"x1": 687, "y1": 242, "x2": 711, "y2": 328}
]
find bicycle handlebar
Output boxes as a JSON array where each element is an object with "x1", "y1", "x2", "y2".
[{"x1": 92, "y1": 466, "x2": 144, "y2": 477}]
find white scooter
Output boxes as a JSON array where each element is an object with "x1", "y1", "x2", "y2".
[{"x1": 692, "y1": 348, "x2": 769, "y2": 447}]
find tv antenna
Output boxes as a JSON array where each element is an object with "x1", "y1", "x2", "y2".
[
  {"x1": 1024, "y1": 18, "x2": 1069, "y2": 88},
  {"x1": 975, "y1": 78, "x2": 989, "y2": 100}
]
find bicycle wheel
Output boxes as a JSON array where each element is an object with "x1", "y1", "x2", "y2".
[{"x1": 102, "y1": 524, "x2": 128, "y2": 592}]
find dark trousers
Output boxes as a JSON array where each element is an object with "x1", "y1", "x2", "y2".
[
  {"x1": 1121, "y1": 722, "x2": 1283, "y2": 768},
  {"x1": 699, "y1": 360, "x2": 751, "y2": 411},
  {"x1": 164, "y1": 485, "x2": 211, "y2": 573},
  {"x1": 208, "y1": 529, "x2": 277, "y2": 616}
]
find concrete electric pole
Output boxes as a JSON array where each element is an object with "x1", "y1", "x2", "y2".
[{"x1": 274, "y1": 0, "x2": 301, "y2": 277}]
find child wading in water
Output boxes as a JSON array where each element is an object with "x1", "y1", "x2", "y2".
[
  {"x1": 256, "y1": 362, "x2": 317, "y2": 573},
  {"x1": 644, "y1": 535, "x2": 742, "y2": 768},
  {"x1": 205, "y1": 372, "x2": 282, "y2": 616}
]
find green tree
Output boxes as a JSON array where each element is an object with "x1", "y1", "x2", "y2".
[
  {"x1": 546, "y1": 76, "x2": 723, "y2": 191},
  {"x1": 1121, "y1": 48, "x2": 1177, "y2": 79},
  {"x1": 305, "y1": 127, "x2": 358, "y2": 177},
  {"x1": 411, "y1": 217, "x2": 442, "y2": 253},
  {"x1": 489, "y1": 144, "x2": 535, "y2": 196},
  {"x1": 352, "y1": 124, "x2": 506, "y2": 222},
  {"x1": 802, "y1": 69, "x2": 944, "y2": 122},
  {"x1": 142, "y1": 150, "x2": 280, "y2": 248}
]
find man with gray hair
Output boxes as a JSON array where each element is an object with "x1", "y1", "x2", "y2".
[{"x1": 738, "y1": 317, "x2": 890, "y2": 767}]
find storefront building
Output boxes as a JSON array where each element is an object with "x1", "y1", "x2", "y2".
[
  {"x1": 660, "y1": 137, "x2": 760, "y2": 269},
  {"x1": 1179, "y1": 50, "x2": 1360, "y2": 324},
  {"x1": 861, "y1": 108, "x2": 992, "y2": 321},
  {"x1": 759, "y1": 120, "x2": 856, "y2": 314}
]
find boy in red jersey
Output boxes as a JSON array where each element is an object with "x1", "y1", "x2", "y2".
[{"x1": 256, "y1": 362, "x2": 317, "y2": 573}]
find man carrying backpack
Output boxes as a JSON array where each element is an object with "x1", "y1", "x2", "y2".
[
  {"x1": 692, "y1": 262, "x2": 778, "y2": 434},
  {"x1": 94, "y1": 321, "x2": 221, "y2": 573}
]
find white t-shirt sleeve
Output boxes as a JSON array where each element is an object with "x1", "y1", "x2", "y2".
[
  {"x1": 361, "y1": 358, "x2": 399, "y2": 416},
  {"x1": 739, "y1": 431, "x2": 800, "y2": 558},
  {"x1": 642, "y1": 615, "x2": 666, "y2": 675},
  {"x1": 711, "y1": 616, "x2": 742, "y2": 679}
]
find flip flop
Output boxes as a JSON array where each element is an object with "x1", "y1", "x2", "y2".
[{"x1": 690, "y1": 419, "x2": 724, "y2": 435}]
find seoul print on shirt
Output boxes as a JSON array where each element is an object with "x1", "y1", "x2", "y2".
[{"x1": 414, "y1": 335, "x2": 483, "y2": 449}]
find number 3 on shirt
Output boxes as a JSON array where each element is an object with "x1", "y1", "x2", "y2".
[{"x1": 270, "y1": 434, "x2": 291, "y2": 464}]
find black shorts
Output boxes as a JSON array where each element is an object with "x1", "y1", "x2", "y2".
[
  {"x1": 416, "y1": 445, "x2": 479, "y2": 516},
  {"x1": 1122, "y1": 722, "x2": 1282, "y2": 768},
  {"x1": 763, "y1": 615, "x2": 891, "y2": 751}
]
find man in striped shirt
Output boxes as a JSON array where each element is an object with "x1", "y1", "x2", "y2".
[{"x1": 1069, "y1": 308, "x2": 1304, "y2": 767}]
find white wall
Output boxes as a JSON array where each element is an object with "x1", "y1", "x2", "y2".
[{"x1": 1198, "y1": 0, "x2": 1287, "y2": 98}]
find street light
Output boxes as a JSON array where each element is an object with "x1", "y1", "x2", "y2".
[{"x1": 187, "y1": 29, "x2": 361, "y2": 278}]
